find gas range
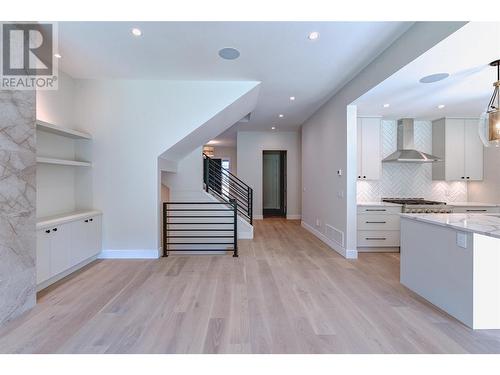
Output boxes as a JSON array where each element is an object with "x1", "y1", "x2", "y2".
[{"x1": 382, "y1": 198, "x2": 452, "y2": 214}]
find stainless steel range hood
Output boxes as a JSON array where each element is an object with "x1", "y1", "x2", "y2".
[{"x1": 382, "y1": 118, "x2": 441, "y2": 163}]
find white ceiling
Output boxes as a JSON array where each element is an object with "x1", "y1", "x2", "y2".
[
  {"x1": 58, "y1": 21, "x2": 413, "y2": 146},
  {"x1": 355, "y1": 22, "x2": 500, "y2": 120}
]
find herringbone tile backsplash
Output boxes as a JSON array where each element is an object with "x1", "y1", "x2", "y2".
[{"x1": 357, "y1": 120, "x2": 467, "y2": 203}]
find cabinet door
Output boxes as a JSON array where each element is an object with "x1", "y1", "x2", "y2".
[
  {"x1": 85, "y1": 215, "x2": 102, "y2": 259},
  {"x1": 36, "y1": 230, "x2": 51, "y2": 284},
  {"x1": 360, "y1": 118, "x2": 381, "y2": 180},
  {"x1": 69, "y1": 220, "x2": 90, "y2": 266},
  {"x1": 445, "y1": 119, "x2": 465, "y2": 180},
  {"x1": 464, "y1": 119, "x2": 483, "y2": 180},
  {"x1": 357, "y1": 119, "x2": 362, "y2": 179},
  {"x1": 50, "y1": 224, "x2": 72, "y2": 277}
]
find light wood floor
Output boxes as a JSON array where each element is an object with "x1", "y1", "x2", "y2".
[{"x1": 1, "y1": 219, "x2": 499, "y2": 353}]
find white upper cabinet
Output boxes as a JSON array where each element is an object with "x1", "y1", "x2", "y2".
[
  {"x1": 432, "y1": 118, "x2": 483, "y2": 181},
  {"x1": 357, "y1": 117, "x2": 381, "y2": 180}
]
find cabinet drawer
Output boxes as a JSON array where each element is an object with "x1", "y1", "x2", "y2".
[
  {"x1": 357, "y1": 214, "x2": 400, "y2": 230},
  {"x1": 357, "y1": 230, "x2": 400, "y2": 247},
  {"x1": 357, "y1": 206, "x2": 402, "y2": 214},
  {"x1": 451, "y1": 206, "x2": 499, "y2": 213}
]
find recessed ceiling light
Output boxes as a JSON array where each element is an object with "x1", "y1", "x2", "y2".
[
  {"x1": 438, "y1": 104, "x2": 445, "y2": 109},
  {"x1": 54, "y1": 53, "x2": 62, "y2": 59},
  {"x1": 383, "y1": 103, "x2": 390, "y2": 108},
  {"x1": 278, "y1": 114, "x2": 284, "y2": 118},
  {"x1": 289, "y1": 96, "x2": 295, "y2": 101},
  {"x1": 131, "y1": 28, "x2": 142, "y2": 37},
  {"x1": 308, "y1": 31, "x2": 320, "y2": 41},
  {"x1": 218, "y1": 47, "x2": 240, "y2": 60},
  {"x1": 419, "y1": 73, "x2": 449, "y2": 84},
  {"x1": 271, "y1": 126, "x2": 276, "y2": 130}
]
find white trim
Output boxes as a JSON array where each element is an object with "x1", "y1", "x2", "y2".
[
  {"x1": 286, "y1": 214, "x2": 302, "y2": 220},
  {"x1": 301, "y1": 221, "x2": 358, "y2": 259},
  {"x1": 98, "y1": 249, "x2": 161, "y2": 259},
  {"x1": 253, "y1": 215, "x2": 264, "y2": 220}
]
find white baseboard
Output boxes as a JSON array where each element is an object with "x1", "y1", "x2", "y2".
[
  {"x1": 98, "y1": 249, "x2": 161, "y2": 259},
  {"x1": 253, "y1": 215, "x2": 263, "y2": 220},
  {"x1": 301, "y1": 221, "x2": 358, "y2": 259},
  {"x1": 286, "y1": 214, "x2": 302, "y2": 220}
]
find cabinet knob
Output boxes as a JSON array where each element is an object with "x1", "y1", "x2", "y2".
[
  {"x1": 363, "y1": 176, "x2": 366, "y2": 179},
  {"x1": 466, "y1": 176, "x2": 470, "y2": 179},
  {"x1": 461, "y1": 176, "x2": 465, "y2": 179},
  {"x1": 85, "y1": 219, "x2": 89, "y2": 223},
  {"x1": 45, "y1": 230, "x2": 50, "y2": 234},
  {"x1": 358, "y1": 176, "x2": 361, "y2": 178},
  {"x1": 52, "y1": 228, "x2": 57, "y2": 232},
  {"x1": 89, "y1": 218, "x2": 93, "y2": 222}
]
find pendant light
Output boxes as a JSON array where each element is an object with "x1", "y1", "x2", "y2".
[{"x1": 486, "y1": 60, "x2": 500, "y2": 141}]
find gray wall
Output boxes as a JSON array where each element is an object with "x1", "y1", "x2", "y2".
[{"x1": 0, "y1": 90, "x2": 36, "y2": 325}]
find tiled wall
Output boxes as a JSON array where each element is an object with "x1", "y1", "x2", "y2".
[
  {"x1": 357, "y1": 120, "x2": 467, "y2": 203},
  {"x1": 0, "y1": 90, "x2": 36, "y2": 325}
]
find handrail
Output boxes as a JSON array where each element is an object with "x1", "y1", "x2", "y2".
[
  {"x1": 163, "y1": 201, "x2": 238, "y2": 257},
  {"x1": 203, "y1": 153, "x2": 253, "y2": 225}
]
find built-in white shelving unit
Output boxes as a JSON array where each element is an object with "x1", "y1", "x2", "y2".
[
  {"x1": 35, "y1": 119, "x2": 101, "y2": 290},
  {"x1": 36, "y1": 156, "x2": 92, "y2": 167}
]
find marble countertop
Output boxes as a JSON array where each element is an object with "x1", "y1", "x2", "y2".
[
  {"x1": 37, "y1": 210, "x2": 102, "y2": 230},
  {"x1": 401, "y1": 213, "x2": 500, "y2": 240},
  {"x1": 357, "y1": 202, "x2": 402, "y2": 207},
  {"x1": 446, "y1": 202, "x2": 500, "y2": 207}
]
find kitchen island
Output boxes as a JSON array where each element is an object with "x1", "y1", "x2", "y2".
[{"x1": 400, "y1": 213, "x2": 500, "y2": 329}]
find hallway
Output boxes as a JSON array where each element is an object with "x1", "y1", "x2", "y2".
[{"x1": 0, "y1": 219, "x2": 499, "y2": 353}]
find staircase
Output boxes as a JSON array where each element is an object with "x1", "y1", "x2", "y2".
[{"x1": 203, "y1": 153, "x2": 253, "y2": 225}]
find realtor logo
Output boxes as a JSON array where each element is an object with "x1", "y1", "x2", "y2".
[{"x1": 1, "y1": 22, "x2": 58, "y2": 90}]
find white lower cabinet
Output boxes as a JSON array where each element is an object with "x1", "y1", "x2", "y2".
[
  {"x1": 36, "y1": 212, "x2": 102, "y2": 288},
  {"x1": 357, "y1": 205, "x2": 402, "y2": 252}
]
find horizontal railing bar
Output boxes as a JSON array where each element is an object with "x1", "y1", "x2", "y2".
[
  {"x1": 165, "y1": 249, "x2": 233, "y2": 252},
  {"x1": 164, "y1": 208, "x2": 234, "y2": 211},
  {"x1": 165, "y1": 202, "x2": 234, "y2": 205},
  {"x1": 165, "y1": 222, "x2": 234, "y2": 225},
  {"x1": 166, "y1": 235, "x2": 234, "y2": 238},
  {"x1": 207, "y1": 187, "x2": 248, "y2": 208},
  {"x1": 168, "y1": 242, "x2": 234, "y2": 245},
  {"x1": 166, "y1": 228, "x2": 234, "y2": 231},
  {"x1": 166, "y1": 215, "x2": 234, "y2": 218}
]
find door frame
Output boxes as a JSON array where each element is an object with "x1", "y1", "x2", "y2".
[{"x1": 262, "y1": 150, "x2": 287, "y2": 218}]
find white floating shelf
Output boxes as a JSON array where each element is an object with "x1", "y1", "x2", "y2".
[
  {"x1": 36, "y1": 120, "x2": 92, "y2": 140},
  {"x1": 37, "y1": 157, "x2": 92, "y2": 167}
]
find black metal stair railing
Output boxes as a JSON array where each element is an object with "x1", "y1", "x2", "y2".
[
  {"x1": 203, "y1": 153, "x2": 253, "y2": 225},
  {"x1": 163, "y1": 201, "x2": 238, "y2": 257}
]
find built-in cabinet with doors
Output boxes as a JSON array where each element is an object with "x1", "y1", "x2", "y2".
[
  {"x1": 36, "y1": 120, "x2": 102, "y2": 290},
  {"x1": 357, "y1": 117, "x2": 381, "y2": 180},
  {"x1": 432, "y1": 118, "x2": 483, "y2": 181}
]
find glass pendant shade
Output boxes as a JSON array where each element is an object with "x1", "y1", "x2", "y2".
[{"x1": 488, "y1": 109, "x2": 500, "y2": 141}]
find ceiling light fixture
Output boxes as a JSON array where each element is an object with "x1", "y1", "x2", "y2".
[
  {"x1": 271, "y1": 126, "x2": 276, "y2": 130},
  {"x1": 419, "y1": 73, "x2": 449, "y2": 84},
  {"x1": 278, "y1": 114, "x2": 284, "y2": 118},
  {"x1": 308, "y1": 31, "x2": 320, "y2": 41},
  {"x1": 438, "y1": 104, "x2": 445, "y2": 109},
  {"x1": 383, "y1": 103, "x2": 390, "y2": 108},
  {"x1": 289, "y1": 96, "x2": 295, "y2": 101},
  {"x1": 54, "y1": 53, "x2": 62, "y2": 59},
  {"x1": 131, "y1": 28, "x2": 142, "y2": 36},
  {"x1": 218, "y1": 47, "x2": 240, "y2": 60}
]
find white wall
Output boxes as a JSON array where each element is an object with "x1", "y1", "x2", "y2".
[
  {"x1": 162, "y1": 147, "x2": 204, "y2": 199},
  {"x1": 468, "y1": 146, "x2": 500, "y2": 203},
  {"x1": 71, "y1": 79, "x2": 257, "y2": 253},
  {"x1": 301, "y1": 22, "x2": 465, "y2": 258},
  {"x1": 237, "y1": 131, "x2": 301, "y2": 219}
]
